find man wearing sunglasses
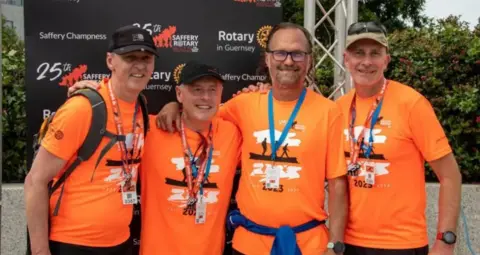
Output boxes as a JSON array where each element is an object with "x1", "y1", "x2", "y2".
[
  {"x1": 336, "y1": 21, "x2": 462, "y2": 255},
  {"x1": 157, "y1": 22, "x2": 349, "y2": 255}
]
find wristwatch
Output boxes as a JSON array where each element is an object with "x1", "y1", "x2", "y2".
[
  {"x1": 327, "y1": 241, "x2": 345, "y2": 254},
  {"x1": 436, "y1": 231, "x2": 457, "y2": 245}
]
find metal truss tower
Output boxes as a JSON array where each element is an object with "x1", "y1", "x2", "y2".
[{"x1": 304, "y1": 0, "x2": 359, "y2": 100}]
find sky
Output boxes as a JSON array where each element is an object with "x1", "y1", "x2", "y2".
[{"x1": 423, "y1": 0, "x2": 479, "y2": 29}]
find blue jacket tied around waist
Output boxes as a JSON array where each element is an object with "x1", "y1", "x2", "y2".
[{"x1": 227, "y1": 210, "x2": 325, "y2": 255}]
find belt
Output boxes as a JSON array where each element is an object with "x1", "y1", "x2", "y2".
[{"x1": 227, "y1": 210, "x2": 325, "y2": 255}]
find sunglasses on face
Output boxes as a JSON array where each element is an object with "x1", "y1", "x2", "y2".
[
  {"x1": 266, "y1": 50, "x2": 310, "y2": 62},
  {"x1": 347, "y1": 21, "x2": 387, "y2": 36}
]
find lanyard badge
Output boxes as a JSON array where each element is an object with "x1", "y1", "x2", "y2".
[
  {"x1": 107, "y1": 81, "x2": 141, "y2": 205},
  {"x1": 180, "y1": 116, "x2": 214, "y2": 223},
  {"x1": 265, "y1": 88, "x2": 307, "y2": 189},
  {"x1": 347, "y1": 80, "x2": 388, "y2": 184}
]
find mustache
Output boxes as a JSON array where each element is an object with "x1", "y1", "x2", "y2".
[{"x1": 277, "y1": 65, "x2": 300, "y2": 71}]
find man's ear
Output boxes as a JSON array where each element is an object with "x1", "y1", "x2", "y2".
[
  {"x1": 175, "y1": 85, "x2": 184, "y2": 104},
  {"x1": 343, "y1": 51, "x2": 349, "y2": 66},
  {"x1": 106, "y1": 52, "x2": 114, "y2": 71},
  {"x1": 265, "y1": 53, "x2": 271, "y2": 70}
]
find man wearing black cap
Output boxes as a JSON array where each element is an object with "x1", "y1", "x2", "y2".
[
  {"x1": 138, "y1": 60, "x2": 242, "y2": 255},
  {"x1": 157, "y1": 22, "x2": 348, "y2": 255},
  {"x1": 67, "y1": 60, "x2": 242, "y2": 255},
  {"x1": 25, "y1": 25, "x2": 158, "y2": 255}
]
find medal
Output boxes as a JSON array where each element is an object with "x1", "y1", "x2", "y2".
[
  {"x1": 187, "y1": 196, "x2": 197, "y2": 206},
  {"x1": 347, "y1": 162, "x2": 361, "y2": 172},
  {"x1": 106, "y1": 80, "x2": 141, "y2": 202},
  {"x1": 348, "y1": 79, "x2": 388, "y2": 182},
  {"x1": 180, "y1": 115, "x2": 214, "y2": 217}
]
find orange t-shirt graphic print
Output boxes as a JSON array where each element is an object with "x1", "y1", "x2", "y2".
[
  {"x1": 140, "y1": 116, "x2": 241, "y2": 255},
  {"x1": 336, "y1": 80, "x2": 452, "y2": 249},
  {"x1": 42, "y1": 80, "x2": 144, "y2": 247},
  {"x1": 219, "y1": 90, "x2": 347, "y2": 255}
]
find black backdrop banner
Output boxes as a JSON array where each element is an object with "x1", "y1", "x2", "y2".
[{"x1": 24, "y1": 0, "x2": 282, "y2": 254}]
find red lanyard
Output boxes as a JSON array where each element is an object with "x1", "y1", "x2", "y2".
[
  {"x1": 348, "y1": 79, "x2": 388, "y2": 165},
  {"x1": 180, "y1": 116, "x2": 213, "y2": 206},
  {"x1": 107, "y1": 81, "x2": 141, "y2": 185}
]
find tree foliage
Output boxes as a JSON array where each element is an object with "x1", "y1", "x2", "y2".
[
  {"x1": 282, "y1": 0, "x2": 428, "y2": 31},
  {"x1": 2, "y1": 16, "x2": 27, "y2": 183},
  {"x1": 386, "y1": 16, "x2": 480, "y2": 182}
]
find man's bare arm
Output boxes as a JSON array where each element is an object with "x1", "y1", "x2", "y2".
[
  {"x1": 24, "y1": 147, "x2": 66, "y2": 255},
  {"x1": 327, "y1": 175, "x2": 348, "y2": 243},
  {"x1": 429, "y1": 153, "x2": 462, "y2": 238}
]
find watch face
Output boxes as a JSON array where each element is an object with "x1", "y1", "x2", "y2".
[
  {"x1": 333, "y1": 242, "x2": 346, "y2": 253},
  {"x1": 444, "y1": 232, "x2": 456, "y2": 244}
]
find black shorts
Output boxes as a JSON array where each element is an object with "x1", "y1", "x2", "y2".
[
  {"x1": 345, "y1": 243, "x2": 429, "y2": 255},
  {"x1": 49, "y1": 238, "x2": 132, "y2": 255},
  {"x1": 232, "y1": 248, "x2": 244, "y2": 255}
]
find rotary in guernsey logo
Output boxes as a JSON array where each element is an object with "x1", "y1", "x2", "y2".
[
  {"x1": 173, "y1": 63, "x2": 186, "y2": 84},
  {"x1": 257, "y1": 25, "x2": 272, "y2": 48}
]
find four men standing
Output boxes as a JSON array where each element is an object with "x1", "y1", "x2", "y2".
[{"x1": 24, "y1": 19, "x2": 462, "y2": 255}]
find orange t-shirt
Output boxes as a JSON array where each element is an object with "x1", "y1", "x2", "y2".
[
  {"x1": 336, "y1": 80, "x2": 452, "y2": 249},
  {"x1": 42, "y1": 80, "x2": 145, "y2": 247},
  {"x1": 139, "y1": 116, "x2": 241, "y2": 255},
  {"x1": 219, "y1": 90, "x2": 347, "y2": 255}
]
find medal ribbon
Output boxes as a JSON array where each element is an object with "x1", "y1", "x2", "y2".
[
  {"x1": 107, "y1": 81, "x2": 141, "y2": 186},
  {"x1": 180, "y1": 116, "x2": 214, "y2": 203},
  {"x1": 348, "y1": 79, "x2": 388, "y2": 166},
  {"x1": 268, "y1": 88, "x2": 307, "y2": 161}
]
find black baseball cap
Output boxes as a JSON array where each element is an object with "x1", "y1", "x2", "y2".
[
  {"x1": 179, "y1": 61, "x2": 224, "y2": 85},
  {"x1": 108, "y1": 25, "x2": 159, "y2": 57}
]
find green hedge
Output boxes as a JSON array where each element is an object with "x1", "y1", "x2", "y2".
[
  {"x1": 2, "y1": 17, "x2": 479, "y2": 183},
  {"x1": 2, "y1": 17, "x2": 27, "y2": 183},
  {"x1": 388, "y1": 17, "x2": 480, "y2": 182},
  {"x1": 315, "y1": 16, "x2": 480, "y2": 183}
]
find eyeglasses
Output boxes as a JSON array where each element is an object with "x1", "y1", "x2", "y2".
[
  {"x1": 347, "y1": 21, "x2": 387, "y2": 36},
  {"x1": 266, "y1": 50, "x2": 310, "y2": 62}
]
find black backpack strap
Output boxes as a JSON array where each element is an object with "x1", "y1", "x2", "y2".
[
  {"x1": 90, "y1": 131, "x2": 124, "y2": 182},
  {"x1": 76, "y1": 89, "x2": 109, "y2": 160},
  {"x1": 138, "y1": 92, "x2": 149, "y2": 138},
  {"x1": 91, "y1": 93, "x2": 148, "y2": 179},
  {"x1": 49, "y1": 88, "x2": 108, "y2": 215}
]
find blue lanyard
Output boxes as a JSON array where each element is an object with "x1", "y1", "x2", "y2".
[
  {"x1": 351, "y1": 98, "x2": 383, "y2": 159},
  {"x1": 189, "y1": 145, "x2": 213, "y2": 177},
  {"x1": 186, "y1": 131, "x2": 213, "y2": 196},
  {"x1": 268, "y1": 88, "x2": 307, "y2": 161},
  {"x1": 199, "y1": 145, "x2": 213, "y2": 195}
]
